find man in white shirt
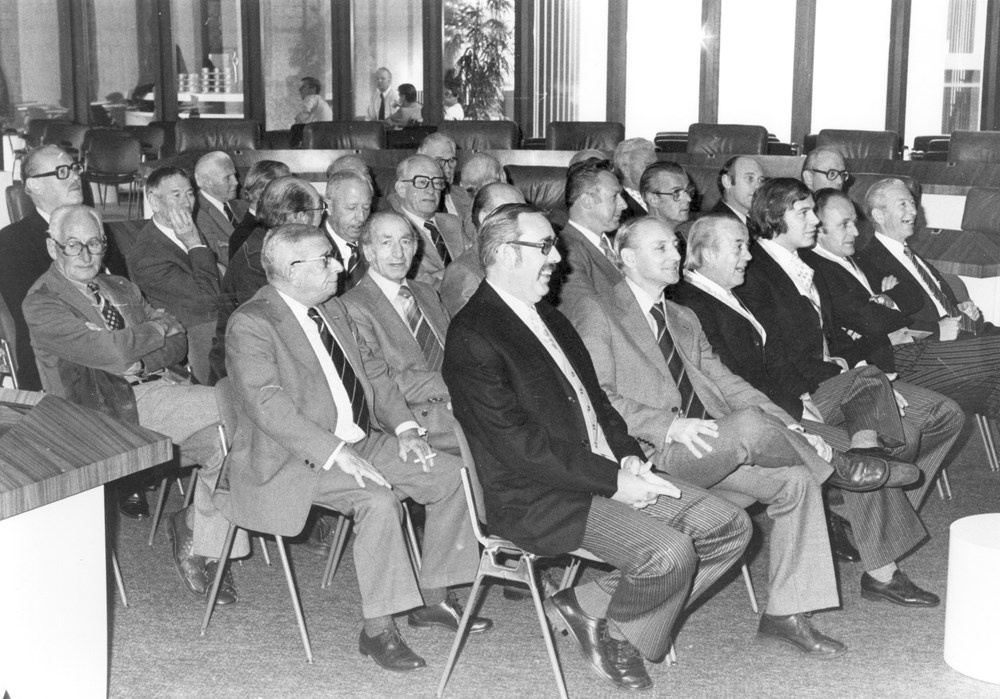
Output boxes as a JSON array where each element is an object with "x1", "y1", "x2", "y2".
[
  {"x1": 612, "y1": 138, "x2": 656, "y2": 222},
  {"x1": 294, "y1": 76, "x2": 333, "y2": 124},
  {"x1": 638, "y1": 161, "x2": 693, "y2": 234},
  {"x1": 713, "y1": 155, "x2": 766, "y2": 224},
  {"x1": 194, "y1": 151, "x2": 245, "y2": 265},
  {"x1": 324, "y1": 170, "x2": 373, "y2": 294},
  {"x1": 366, "y1": 67, "x2": 398, "y2": 121}
]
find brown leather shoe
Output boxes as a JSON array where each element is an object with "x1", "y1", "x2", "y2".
[
  {"x1": 166, "y1": 509, "x2": 208, "y2": 596},
  {"x1": 407, "y1": 592, "x2": 493, "y2": 633},
  {"x1": 861, "y1": 570, "x2": 940, "y2": 607},
  {"x1": 359, "y1": 627, "x2": 426, "y2": 672},
  {"x1": 757, "y1": 613, "x2": 847, "y2": 659},
  {"x1": 205, "y1": 559, "x2": 238, "y2": 606}
]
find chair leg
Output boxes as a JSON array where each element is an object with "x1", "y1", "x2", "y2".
[
  {"x1": 276, "y1": 536, "x2": 313, "y2": 663},
  {"x1": 183, "y1": 469, "x2": 198, "y2": 508},
  {"x1": 258, "y1": 536, "x2": 272, "y2": 566},
  {"x1": 976, "y1": 414, "x2": 1000, "y2": 472},
  {"x1": 740, "y1": 560, "x2": 758, "y2": 614},
  {"x1": 559, "y1": 559, "x2": 581, "y2": 591},
  {"x1": 436, "y1": 566, "x2": 488, "y2": 698},
  {"x1": 935, "y1": 468, "x2": 953, "y2": 501},
  {"x1": 526, "y1": 557, "x2": 570, "y2": 699},
  {"x1": 147, "y1": 475, "x2": 171, "y2": 546},
  {"x1": 111, "y1": 548, "x2": 128, "y2": 608},
  {"x1": 667, "y1": 643, "x2": 677, "y2": 664},
  {"x1": 321, "y1": 515, "x2": 349, "y2": 589},
  {"x1": 403, "y1": 504, "x2": 422, "y2": 571},
  {"x1": 200, "y1": 522, "x2": 237, "y2": 635}
]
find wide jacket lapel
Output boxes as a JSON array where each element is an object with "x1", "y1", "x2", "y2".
[{"x1": 615, "y1": 283, "x2": 674, "y2": 385}]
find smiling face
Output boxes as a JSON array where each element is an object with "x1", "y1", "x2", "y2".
[
  {"x1": 816, "y1": 195, "x2": 859, "y2": 258},
  {"x1": 25, "y1": 148, "x2": 84, "y2": 214},
  {"x1": 872, "y1": 183, "x2": 917, "y2": 243},
  {"x1": 701, "y1": 220, "x2": 752, "y2": 290},
  {"x1": 395, "y1": 156, "x2": 443, "y2": 219},
  {"x1": 364, "y1": 216, "x2": 418, "y2": 283},
  {"x1": 620, "y1": 219, "x2": 682, "y2": 292},
  {"x1": 48, "y1": 208, "x2": 105, "y2": 284},
  {"x1": 507, "y1": 212, "x2": 561, "y2": 305},
  {"x1": 775, "y1": 196, "x2": 820, "y2": 252},
  {"x1": 724, "y1": 157, "x2": 766, "y2": 215}
]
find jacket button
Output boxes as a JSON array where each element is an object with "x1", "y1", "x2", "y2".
[
  {"x1": 580, "y1": 439, "x2": 588, "y2": 448},
  {"x1": 568, "y1": 396, "x2": 576, "y2": 403}
]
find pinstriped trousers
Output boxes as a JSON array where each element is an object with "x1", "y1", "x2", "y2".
[
  {"x1": 574, "y1": 480, "x2": 751, "y2": 662},
  {"x1": 895, "y1": 335, "x2": 1000, "y2": 419},
  {"x1": 811, "y1": 364, "x2": 907, "y2": 446}
]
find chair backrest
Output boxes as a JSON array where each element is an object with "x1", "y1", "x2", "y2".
[
  {"x1": 961, "y1": 187, "x2": 1000, "y2": 235},
  {"x1": 505, "y1": 165, "x2": 568, "y2": 228},
  {"x1": 23, "y1": 118, "x2": 69, "y2": 148},
  {"x1": 90, "y1": 104, "x2": 115, "y2": 128},
  {"x1": 124, "y1": 124, "x2": 167, "y2": 160},
  {"x1": 0, "y1": 292, "x2": 19, "y2": 387},
  {"x1": 438, "y1": 120, "x2": 520, "y2": 150},
  {"x1": 454, "y1": 423, "x2": 489, "y2": 534},
  {"x1": 41, "y1": 122, "x2": 90, "y2": 154},
  {"x1": 948, "y1": 130, "x2": 1000, "y2": 164},
  {"x1": 84, "y1": 131, "x2": 143, "y2": 175},
  {"x1": 104, "y1": 219, "x2": 146, "y2": 265},
  {"x1": 301, "y1": 121, "x2": 385, "y2": 150},
  {"x1": 686, "y1": 123, "x2": 768, "y2": 156},
  {"x1": 175, "y1": 118, "x2": 260, "y2": 153},
  {"x1": 546, "y1": 121, "x2": 624, "y2": 151},
  {"x1": 5, "y1": 184, "x2": 36, "y2": 224},
  {"x1": 816, "y1": 129, "x2": 901, "y2": 160}
]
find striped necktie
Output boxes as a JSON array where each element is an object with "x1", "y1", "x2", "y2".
[
  {"x1": 649, "y1": 302, "x2": 705, "y2": 419},
  {"x1": 903, "y1": 245, "x2": 976, "y2": 334},
  {"x1": 397, "y1": 286, "x2": 443, "y2": 371},
  {"x1": 223, "y1": 202, "x2": 237, "y2": 227},
  {"x1": 87, "y1": 282, "x2": 125, "y2": 330},
  {"x1": 599, "y1": 235, "x2": 619, "y2": 266},
  {"x1": 307, "y1": 307, "x2": 370, "y2": 434},
  {"x1": 424, "y1": 220, "x2": 452, "y2": 266}
]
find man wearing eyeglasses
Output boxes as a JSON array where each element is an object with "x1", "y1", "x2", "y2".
[
  {"x1": 389, "y1": 154, "x2": 470, "y2": 290},
  {"x1": 639, "y1": 161, "x2": 696, "y2": 234},
  {"x1": 23, "y1": 204, "x2": 248, "y2": 607},
  {"x1": 417, "y1": 133, "x2": 473, "y2": 234},
  {"x1": 224, "y1": 223, "x2": 486, "y2": 673},
  {"x1": 713, "y1": 155, "x2": 766, "y2": 225},
  {"x1": 0, "y1": 145, "x2": 85, "y2": 391},
  {"x1": 801, "y1": 148, "x2": 850, "y2": 193}
]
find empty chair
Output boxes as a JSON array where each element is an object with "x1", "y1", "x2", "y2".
[
  {"x1": 438, "y1": 120, "x2": 520, "y2": 150},
  {"x1": 301, "y1": 120, "x2": 385, "y2": 149},
  {"x1": 124, "y1": 124, "x2": 168, "y2": 161},
  {"x1": 948, "y1": 130, "x2": 1000, "y2": 164},
  {"x1": 816, "y1": 129, "x2": 901, "y2": 160},
  {"x1": 687, "y1": 123, "x2": 768, "y2": 156},
  {"x1": 83, "y1": 130, "x2": 143, "y2": 218},
  {"x1": 546, "y1": 121, "x2": 624, "y2": 151},
  {"x1": 23, "y1": 118, "x2": 69, "y2": 148},
  {"x1": 5, "y1": 184, "x2": 36, "y2": 225},
  {"x1": 175, "y1": 118, "x2": 260, "y2": 153},
  {"x1": 41, "y1": 122, "x2": 90, "y2": 158},
  {"x1": 911, "y1": 134, "x2": 950, "y2": 161}
]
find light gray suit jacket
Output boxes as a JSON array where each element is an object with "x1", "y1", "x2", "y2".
[
  {"x1": 556, "y1": 222, "x2": 623, "y2": 324},
  {"x1": 195, "y1": 193, "x2": 247, "y2": 264},
  {"x1": 388, "y1": 194, "x2": 471, "y2": 290}
]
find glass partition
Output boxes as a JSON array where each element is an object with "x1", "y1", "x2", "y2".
[
  {"x1": 353, "y1": 0, "x2": 423, "y2": 121},
  {"x1": 171, "y1": 0, "x2": 245, "y2": 118},
  {"x1": 0, "y1": 0, "x2": 67, "y2": 130}
]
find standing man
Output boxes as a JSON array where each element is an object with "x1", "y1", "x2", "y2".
[
  {"x1": 639, "y1": 161, "x2": 695, "y2": 234},
  {"x1": 613, "y1": 138, "x2": 657, "y2": 222},
  {"x1": 324, "y1": 170, "x2": 374, "y2": 294},
  {"x1": 0, "y1": 145, "x2": 84, "y2": 390},
  {"x1": 366, "y1": 67, "x2": 398, "y2": 121},
  {"x1": 713, "y1": 155, "x2": 766, "y2": 224},
  {"x1": 225, "y1": 223, "x2": 487, "y2": 672},
  {"x1": 443, "y1": 203, "x2": 751, "y2": 691},
  {"x1": 194, "y1": 151, "x2": 245, "y2": 265}
]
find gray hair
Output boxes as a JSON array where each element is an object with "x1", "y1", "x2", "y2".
[
  {"x1": 357, "y1": 211, "x2": 416, "y2": 247},
  {"x1": 261, "y1": 223, "x2": 327, "y2": 282},
  {"x1": 865, "y1": 177, "x2": 909, "y2": 218},
  {"x1": 242, "y1": 160, "x2": 292, "y2": 207},
  {"x1": 326, "y1": 169, "x2": 373, "y2": 199},
  {"x1": 22, "y1": 144, "x2": 71, "y2": 180},
  {"x1": 257, "y1": 176, "x2": 321, "y2": 230},
  {"x1": 48, "y1": 204, "x2": 103, "y2": 242},
  {"x1": 684, "y1": 215, "x2": 745, "y2": 271},
  {"x1": 478, "y1": 202, "x2": 545, "y2": 270}
]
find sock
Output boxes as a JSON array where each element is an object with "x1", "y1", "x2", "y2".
[
  {"x1": 363, "y1": 615, "x2": 395, "y2": 637},
  {"x1": 849, "y1": 429, "x2": 879, "y2": 450},
  {"x1": 421, "y1": 586, "x2": 447, "y2": 606},
  {"x1": 867, "y1": 562, "x2": 898, "y2": 583},
  {"x1": 607, "y1": 620, "x2": 627, "y2": 642},
  {"x1": 574, "y1": 582, "x2": 610, "y2": 619}
]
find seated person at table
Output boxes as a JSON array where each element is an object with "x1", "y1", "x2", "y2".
[
  {"x1": 385, "y1": 83, "x2": 423, "y2": 127},
  {"x1": 294, "y1": 76, "x2": 333, "y2": 124}
]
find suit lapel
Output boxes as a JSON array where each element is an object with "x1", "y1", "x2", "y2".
[
  {"x1": 563, "y1": 224, "x2": 619, "y2": 282},
  {"x1": 409, "y1": 282, "x2": 448, "y2": 345},
  {"x1": 44, "y1": 267, "x2": 103, "y2": 326},
  {"x1": 612, "y1": 282, "x2": 674, "y2": 385}
]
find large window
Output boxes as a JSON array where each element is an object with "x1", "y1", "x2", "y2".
[
  {"x1": 171, "y1": 0, "x2": 245, "y2": 118},
  {"x1": 91, "y1": 0, "x2": 156, "y2": 127},
  {"x1": 445, "y1": 0, "x2": 515, "y2": 121},
  {"x1": 625, "y1": 0, "x2": 701, "y2": 139},
  {"x1": 717, "y1": 0, "x2": 795, "y2": 141},
  {"x1": 353, "y1": 0, "x2": 423, "y2": 120},
  {"x1": 0, "y1": 0, "x2": 66, "y2": 127},
  {"x1": 262, "y1": 0, "x2": 332, "y2": 130},
  {"x1": 811, "y1": 0, "x2": 891, "y2": 134}
]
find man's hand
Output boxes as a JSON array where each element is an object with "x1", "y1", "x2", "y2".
[
  {"x1": 333, "y1": 444, "x2": 392, "y2": 488},
  {"x1": 799, "y1": 431, "x2": 833, "y2": 462},
  {"x1": 613, "y1": 471, "x2": 681, "y2": 509},
  {"x1": 397, "y1": 428, "x2": 436, "y2": 472},
  {"x1": 958, "y1": 300, "x2": 982, "y2": 322},
  {"x1": 829, "y1": 357, "x2": 850, "y2": 372},
  {"x1": 165, "y1": 206, "x2": 202, "y2": 250},
  {"x1": 620, "y1": 455, "x2": 653, "y2": 476},
  {"x1": 881, "y1": 275, "x2": 899, "y2": 292},
  {"x1": 893, "y1": 388, "x2": 908, "y2": 416},
  {"x1": 666, "y1": 417, "x2": 718, "y2": 458},
  {"x1": 938, "y1": 316, "x2": 961, "y2": 342},
  {"x1": 871, "y1": 293, "x2": 899, "y2": 310}
]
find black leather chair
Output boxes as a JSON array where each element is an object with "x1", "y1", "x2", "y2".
[
  {"x1": 23, "y1": 118, "x2": 70, "y2": 148},
  {"x1": 686, "y1": 123, "x2": 768, "y2": 156},
  {"x1": 438, "y1": 120, "x2": 520, "y2": 150},
  {"x1": 301, "y1": 121, "x2": 385, "y2": 150},
  {"x1": 83, "y1": 130, "x2": 143, "y2": 218},
  {"x1": 948, "y1": 130, "x2": 1000, "y2": 164},
  {"x1": 41, "y1": 122, "x2": 91, "y2": 158},
  {"x1": 960, "y1": 187, "x2": 1000, "y2": 235},
  {"x1": 124, "y1": 124, "x2": 168, "y2": 161},
  {"x1": 4, "y1": 184, "x2": 35, "y2": 224},
  {"x1": 816, "y1": 129, "x2": 901, "y2": 160},
  {"x1": 654, "y1": 131, "x2": 688, "y2": 153},
  {"x1": 505, "y1": 165, "x2": 568, "y2": 229},
  {"x1": 911, "y1": 134, "x2": 950, "y2": 160},
  {"x1": 175, "y1": 119, "x2": 260, "y2": 153},
  {"x1": 545, "y1": 121, "x2": 624, "y2": 151}
]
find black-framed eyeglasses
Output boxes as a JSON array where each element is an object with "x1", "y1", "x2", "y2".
[
  {"x1": 433, "y1": 157, "x2": 458, "y2": 169},
  {"x1": 27, "y1": 162, "x2": 84, "y2": 181},
  {"x1": 648, "y1": 186, "x2": 696, "y2": 202},
  {"x1": 508, "y1": 237, "x2": 557, "y2": 255},
  {"x1": 290, "y1": 252, "x2": 339, "y2": 269},
  {"x1": 402, "y1": 175, "x2": 447, "y2": 191},
  {"x1": 50, "y1": 237, "x2": 107, "y2": 257},
  {"x1": 809, "y1": 168, "x2": 849, "y2": 181},
  {"x1": 301, "y1": 201, "x2": 328, "y2": 213}
]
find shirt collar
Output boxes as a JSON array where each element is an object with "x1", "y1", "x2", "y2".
[
  {"x1": 487, "y1": 279, "x2": 539, "y2": 326},
  {"x1": 811, "y1": 242, "x2": 852, "y2": 267},
  {"x1": 400, "y1": 205, "x2": 433, "y2": 227},
  {"x1": 624, "y1": 277, "x2": 663, "y2": 314},
  {"x1": 875, "y1": 231, "x2": 907, "y2": 254},
  {"x1": 757, "y1": 237, "x2": 801, "y2": 265},
  {"x1": 325, "y1": 221, "x2": 355, "y2": 257},
  {"x1": 567, "y1": 219, "x2": 606, "y2": 250},
  {"x1": 684, "y1": 269, "x2": 733, "y2": 299},
  {"x1": 201, "y1": 190, "x2": 227, "y2": 214},
  {"x1": 36, "y1": 208, "x2": 52, "y2": 224},
  {"x1": 368, "y1": 268, "x2": 407, "y2": 300}
]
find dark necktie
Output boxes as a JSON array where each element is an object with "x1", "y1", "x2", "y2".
[
  {"x1": 649, "y1": 302, "x2": 705, "y2": 419},
  {"x1": 378, "y1": 93, "x2": 386, "y2": 121},
  {"x1": 346, "y1": 243, "x2": 359, "y2": 275},
  {"x1": 87, "y1": 282, "x2": 125, "y2": 330},
  {"x1": 424, "y1": 220, "x2": 452, "y2": 266},
  {"x1": 223, "y1": 202, "x2": 237, "y2": 227},
  {"x1": 307, "y1": 307, "x2": 370, "y2": 434},
  {"x1": 903, "y1": 245, "x2": 976, "y2": 334},
  {"x1": 397, "y1": 286, "x2": 443, "y2": 371}
]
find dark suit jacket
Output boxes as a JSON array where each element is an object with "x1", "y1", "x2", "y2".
[
  {"x1": 442, "y1": 281, "x2": 642, "y2": 556},
  {"x1": 554, "y1": 222, "x2": 623, "y2": 324},
  {"x1": 0, "y1": 211, "x2": 50, "y2": 389},
  {"x1": 709, "y1": 199, "x2": 743, "y2": 221},
  {"x1": 671, "y1": 280, "x2": 804, "y2": 419},
  {"x1": 620, "y1": 190, "x2": 647, "y2": 224},
  {"x1": 228, "y1": 212, "x2": 260, "y2": 261}
]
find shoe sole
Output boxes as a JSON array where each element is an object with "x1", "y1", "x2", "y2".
[
  {"x1": 544, "y1": 599, "x2": 625, "y2": 687},
  {"x1": 359, "y1": 641, "x2": 426, "y2": 672},
  {"x1": 860, "y1": 589, "x2": 940, "y2": 607},
  {"x1": 754, "y1": 632, "x2": 848, "y2": 659},
  {"x1": 407, "y1": 616, "x2": 490, "y2": 634}
]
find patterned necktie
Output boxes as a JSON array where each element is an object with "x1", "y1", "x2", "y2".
[
  {"x1": 903, "y1": 245, "x2": 976, "y2": 333},
  {"x1": 346, "y1": 243, "x2": 359, "y2": 275},
  {"x1": 223, "y1": 202, "x2": 237, "y2": 227},
  {"x1": 649, "y1": 302, "x2": 705, "y2": 419},
  {"x1": 424, "y1": 220, "x2": 452, "y2": 266},
  {"x1": 87, "y1": 282, "x2": 125, "y2": 330},
  {"x1": 598, "y1": 235, "x2": 619, "y2": 266},
  {"x1": 307, "y1": 307, "x2": 370, "y2": 433},
  {"x1": 378, "y1": 93, "x2": 386, "y2": 121},
  {"x1": 397, "y1": 286, "x2": 443, "y2": 371}
]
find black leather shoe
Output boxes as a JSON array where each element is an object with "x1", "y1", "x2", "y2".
[
  {"x1": 297, "y1": 515, "x2": 333, "y2": 557},
  {"x1": 119, "y1": 490, "x2": 149, "y2": 519},
  {"x1": 545, "y1": 589, "x2": 616, "y2": 684},
  {"x1": 861, "y1": 570, "x2": 940, "y2": 607},
  {"x1": 756, "y1": 613, "x2": 847, "y2": 659},
  {"x1": 845, "y1": 448, "x2": 920, "y2": 488},
  {"x1": 827, "y1": 451, "x2": 889, "y2": 492},
  {"x1": 502, "y1": 570, "x2": 559, "y2": 600},
  {"x1": 828, "y1": 513, "x2": 860, "y2": 562},
  {"x1": 359, "y1": 627, "x2": 426, "y2": 672},
  {"x1": 166, "y1": 509, "x2": 208, "y2": 596},
  {"x1": 407, "y1": 592, "x2": 493, "y2": 633},
  {"x1": 606, "y1": 633, "x2": 653, "y2": 691},
  {"x1": 205, "y1": 559, "x2": 238, "y2": 606}
]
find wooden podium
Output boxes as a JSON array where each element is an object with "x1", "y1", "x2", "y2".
[{"x1": 0, "y1": 388, "x2": 173, "y2": 699}]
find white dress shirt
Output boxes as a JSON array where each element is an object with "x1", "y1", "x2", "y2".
[
  {"x1": 684, "y1": 269, "x2": 767, "y2": 342},
  {"x1": 151, "y1": 216, "x2": 207, "y2": 252},
  {"x1": 811, "y1": 244, "x2": 876, "y2": 295},
  {"x1": 873, "y1": 232, "x2": 948, "y2": 317}
]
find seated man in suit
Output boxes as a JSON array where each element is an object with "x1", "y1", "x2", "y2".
[
  {"x1": 613, "y1": 137, "x2": 657, "y2": 222},
  {"x1": 326, "y1": 153, "x2": 381, "y2": 213},
  {"x1": 674, "y1": 214, "x2": 947, "y2": 607},
  {"x1": 417, "y1": 133, "x2": 473, "y2": 231},
  {"x1": 227, "y1": 159, "x2": 291, "y2": 260},
  {"x1": 194, "y1": 151, "x2": 245, "y2": 265},
  {"x1": 440, "y1": 181, "x2": 525, "y2": 317},
  {"x1": 555, "y1": 158, "x2": 626, "y2": 322},
  {"x1": 738, "y1": 179, "x2": 965, "y2": 515},
  {"x1": 343, "y1": 212, "x2": 456, "y2": 454},
  {"x1": 128, "y1": 166, "x2": 222, "y2": 385},
  {"x1": 639, "y1": 161, "x2": 694, "y2": 236},
  {"x1": 713, "y1": 155, "x2": 766, "y2": 224},
  {"x1": 801, "y1": 148, "x2": 850, "y2": 193},
  {"x1": 389, "y1": 155, "x2": 470, "y2": 290},
  {"x1": 0, "y1": 145, "x2": 84, "y2": 391},
  {"x1": 442, "y1": 203, "x2": 751, "y2": 691},
  {"x1": 458, "y1": 152, "x2": 504, "y2": 198},
  {"x1": 24, "y1": 204, "x2": 246, "y2": 606},
  {"x1": 324, "y1": 170, "x2": 373, "y2": 295},
  {"x1": 225, "y1": 223, "x2": 487, "y2": 672},
  {"x1": 849, "y1": 179, "x2": 1000, "y2": 420}
]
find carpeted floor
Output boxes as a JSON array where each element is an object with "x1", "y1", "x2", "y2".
[{"x1": 108, "y1": 421, "x2": 1000, "y2": 699}]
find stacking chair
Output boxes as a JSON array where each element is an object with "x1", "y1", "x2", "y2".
[
  {"x1": 83, "y1": 130, "x2": 143, "y2": 218},
  {"x1": 0, "y1": 338, "x2": 15, "y2": 389},
  {"x1": 5, "y1": 183, "x2": 36, "y2": 224}
]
